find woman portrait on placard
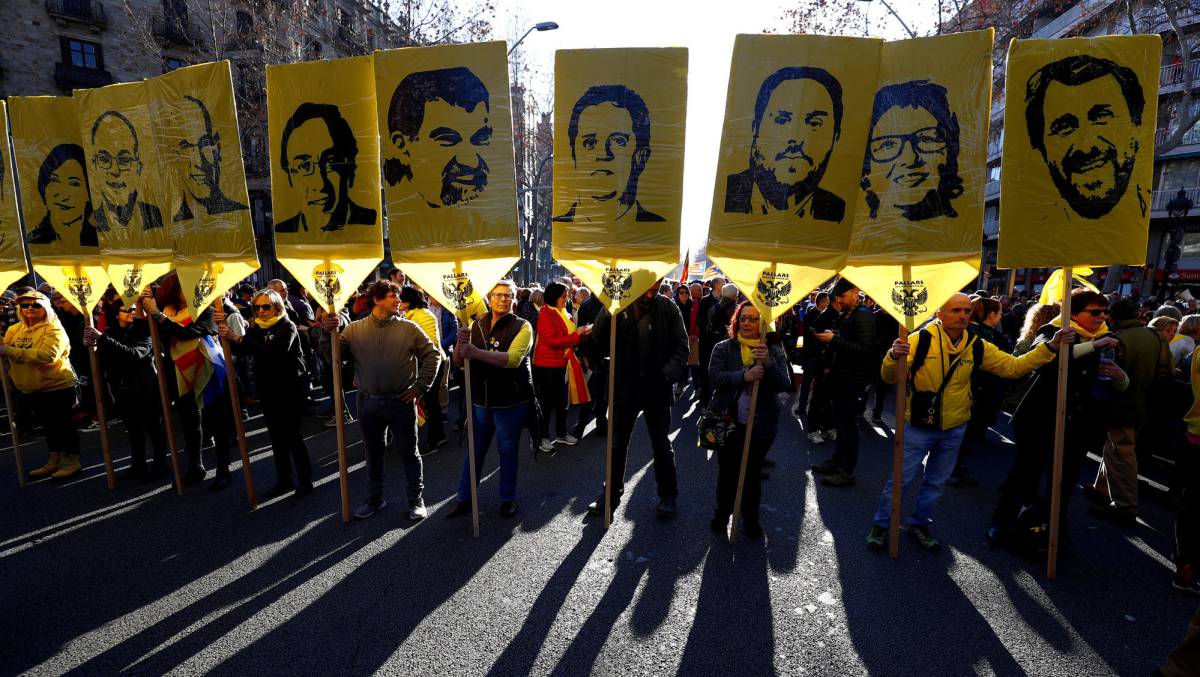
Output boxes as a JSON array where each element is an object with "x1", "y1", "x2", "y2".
[{"x1": 26, "y1": 143, "x2": 99, "y2": 248}]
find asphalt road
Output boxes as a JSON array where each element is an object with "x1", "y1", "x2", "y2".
[{"x1": 0, "y1": 383, "x2": 1196, "y2": 676}]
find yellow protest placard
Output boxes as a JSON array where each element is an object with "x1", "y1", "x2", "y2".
[
  {"x1": 552, "y1": 47, "x2": 687, "y2": 312},
  {"x1": 842, "y1": 29, "x2": 994, "y2": 328},
  {"x1": 375, "y1": 41, "x2": 517, "y2": 317},
  {"x1": 9, "y1": 96, "x2": 108, "y2": 313},
  {"x1": 0, "y1": 102, "x2": 28, "y2": 293},
  {"x1": 75, "y1": 81, "x2": 174, "y2": 304},
  {"x1": 707, "y1": 34, "x2": 882, "y2": 326},
  {"x1": 998, "y1": 35, "x2": 1160, "y2": 268},
  {"x1": 267, "y1": 55, "x2": 382, "y2": 310},
  {"x1": 150, "y1": 61, "x2": 258, "y2": 312}
]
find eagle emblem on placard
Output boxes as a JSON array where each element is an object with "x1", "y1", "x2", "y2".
[
  {"x1": 193, "y1": 275, "x2": 216, "y2": 310},
  {"x1": 891, "y1": 284, "x2": 929, "y2": 318},
  {"x1": 313, "y1": 265, "x2": 343, "y2": 308},
  {"x1": 602, "y1": 268, "x2": 634, "y2": 301},
  {"x1": 122, "y1": 268, "x2": 143, "y2": 299},
  {"x1": 756, "y1": 272, "x2": 792, "y2": 308},
  {"x1": 441, "y1": 277, "x2": 474, "y2": 311}
]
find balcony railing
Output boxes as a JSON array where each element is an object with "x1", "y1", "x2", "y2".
[
  {"x1": 1152, "y1": 187, "x2": 1200, "y2": 212},
  {"x1": 45, "y1": 0, "x2": 107, "y2": 28},
  {"x1": 985, "y1": 179, "x2": 1001, "y2": 202},
  {"x1": 1031, "y1": 0, "x2": 1118, "y2": 39},
  {"x1": 1156, "y1": 125, "x2": 1200, "y2": 149},
  {"x1": 54, "y1": 62, "x2": 113, "y2": 91},
  {"x1": 152, "y1": 13, "x2": 206, "y2": 48},
  {"x1": 1161, "y1": 60, "x2": 1200, "y2": 90}
]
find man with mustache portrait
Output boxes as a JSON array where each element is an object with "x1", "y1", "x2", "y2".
[
  {"x1": 383, "y1": 66, "x2": 492, "y2": 210},
  {"x1": 275, "y1": 102, "x2": 377, "y2": 233},
  {"x1": 724, "y1": 66, "x2": 846, "y2": 223},
  {"x1": 861, "y1": 79, "x2": 963, "y2": 222},
  {"x1": 167, "y1": 95, "x2": 248, "y2": 223},
  {"x1": 553, "y1": 85, "x2": 664, "y2": 223},
  {"x1": 1024, "y1": 54, "x2": 1146, "y2": 220},
  {"x1": 90, "y1": 111, "x2": 164, "y2": 232}
]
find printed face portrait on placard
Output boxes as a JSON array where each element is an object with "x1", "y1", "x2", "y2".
[
  {"x1": 555, "y1": 85, "x2": 664, "y2": 223},
  {"x1": 89, "y1": 110, "x2": 163, "y2": 232},
  {"x1": 267, "y1": 55, "x2": 381, "y2": 246},
  {"x1": 724, "y1": 66, "x2": 847, "y2": 223},
  {"x1": 375, "y1": 41, "x2": 517, "y2": 267},
  {"x1": 162, "y1": 94, "x2": 249, "y2": 222},
  {"x1": 998, "y1": 35, "x2": 1160, "y2": 268},
  {"x1": 10, "y1": 96, "x2": 102, "y2": 256}
]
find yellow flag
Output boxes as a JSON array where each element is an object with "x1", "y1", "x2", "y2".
[
  {"x1": 375, "y1": 41, "x2": 518, "y2": 318},
  {"x1": 150, "y1": 61, "x2": 259, "y2": 312},
  {"x1": 0, "y1": 102, "x2": 28, "y2": 293},
  {"x1": 9, "y1": 96, "x2": 109, "y2": 314},
  {"x1": 707, "y1": 34, "x2": 882, "y2": 326},
  {"x1": 997, "y1": 35, "x2": 1160, "y2": 268},
  {"x1": 75, "y1": 80, "x2": 174, "y2": 305},
  {"x1": 842, "y1": 30, "x2": 994, "y2": 329},
  {"x1": 267, "y1": 56, "x2": 382, "y2": 311},
  {"x1": 552, "y1": 48, "x2": 687, "y2": 313}
]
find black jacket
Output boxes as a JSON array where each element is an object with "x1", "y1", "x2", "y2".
[
  {"x1": 236, "y1": 316, "x2": 307, "y2": 397},
  {"x1": 828, "y1": 304, "x2": 876, "y2": 389},
  {"x1": 468, "y1": 312, "x2": 534, "y2": 409},
  {"x1": 95, "y1": 319, "x2": 157, "y2": 392},
  {"x1": 1012, "y1": 324, "x2": 1113, "y2": 435},
  {"x1": 591, "y1": 294, "x2": 689, "y2": 402}
]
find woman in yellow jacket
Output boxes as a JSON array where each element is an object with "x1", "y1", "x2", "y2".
[
  {"x1": 398, "y1": 286, "x2": 448, "y2": 451},
  {"x1": 2, "y1": 290, "x2": 80, "y2": 478}
]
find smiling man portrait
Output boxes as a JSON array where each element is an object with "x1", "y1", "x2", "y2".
[
  {"x1": 90, "y1": 110, "x2": 163, "y2": 232},
  {"x1": 276, "y1": 102, "x2": 377, "y2": 233}
]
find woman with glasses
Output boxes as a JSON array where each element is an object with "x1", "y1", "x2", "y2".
[
  {"x1": 3, "y1": 291, "x2": 80, "y2": 479},
  {"x1": 219, "y1": 289, "x2": 313, "y2": 498},
  {"x1": 990, "y1": 289, "x2": 1126, "y2": 553},
  {"x1": 446, "y1": 280, "x2": 534, "y2": 519},
  {"x1": 707, "y1": 301, "x2": 791, "y2": 538},
  {"x1": 84, "y1": 303, "x2": 169, "y2": 482}
]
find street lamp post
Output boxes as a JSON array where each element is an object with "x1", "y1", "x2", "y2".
[{"x1": 509, "y1": 21, "x2": 558, "y2": 55}]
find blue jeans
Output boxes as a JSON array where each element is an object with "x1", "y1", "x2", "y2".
[
  {"x1": 358, "y1": 394, "x2": 422, "y2": 505},
  {"x1": 872, "y1": 423, "x2": 967, "y2": 527},
  {"x1": 457, "y1": 402, "x2": 528, "y2": 503}
]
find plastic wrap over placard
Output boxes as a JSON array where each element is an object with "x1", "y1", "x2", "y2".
[
  {"x1": 842, "y1": 29, "x2": 993, "y2": 329},
  {"x1": 0, "y1": 102, "x2": 28, "y2": 293},
  {"x1": 9, "y1": 95, "x2": 110, "y2": 315},
  {"x1": 375, "y1": 41, "x2": 518, "y2": 319},
  {"x1": 267, "y1": 55, "x2": 383, "y2": 310},
  {"x1": 76, "y1": 80, "x2": 175, "y2": 304},
  {"x1": 552, "y1": 47, "x2": 687, "y2": 313},
  {"x1": 706, "y1": 34, "x2": 881, "y2": 326},
  {"x1": 150, "y1": 61, "x2": 259, "y2": 313},
  {"x1": 998, "y1": 35, "x2": 1160, "y2": 269}
]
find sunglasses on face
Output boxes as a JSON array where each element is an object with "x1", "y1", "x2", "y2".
[
  {"x1": 18, "y1": 303, "x2": 39, "y2": 310},
  {"x1": 1082, "y1": 309, "x2": 1108, "y2": 317},
  {"x1": 117, "y1": 307, "x2": 135, "y2": 314},
  {"x1": 253, "y1": 304, "x2": 274, "y2": 312}
]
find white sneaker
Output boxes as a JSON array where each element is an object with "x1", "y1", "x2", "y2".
[
  {"x1": 807, "y1": 431, "x2": 825, "y2": 445},
  {"x1": 821, "y1": 429, "x2": 837, "y2": 441},
  {"x1": 409, "y1": 499, "x2": 427, "y2": 520},
  {"x1": 556, "y1": 434, "x2": 579, "y2": 446},
  {"x1": 538, "y1": 439, "x2": 555, "y2": 453}
]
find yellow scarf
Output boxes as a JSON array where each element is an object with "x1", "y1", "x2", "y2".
[
  {"x1": 255, "y1": 314, "x2": 283, "y2": 330},
  {"x1": 736, "y1": 334, "x2": 762, "y2": 367},
  {"x1": 1050, "y1": 315, "x2": 1109, "y2": 341},
  {"x1": 557, "y1": 306, "x2": 575, "y2": 334}
]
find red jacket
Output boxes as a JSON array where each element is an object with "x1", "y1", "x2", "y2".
[{"x1": 532, "y1": 304, "x2": 579, "y2": 368}]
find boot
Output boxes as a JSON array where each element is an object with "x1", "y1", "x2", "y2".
[
  {"x1": 29, "y1": 452, "x2": 61, "y2": 478},
  {"x1": 51, "y1": 454, "x2": 81, "y2": 479}
]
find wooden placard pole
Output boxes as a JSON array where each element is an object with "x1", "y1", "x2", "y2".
[
  {"x1": 82, "y1": 312, "x2": 115, "y2": 489},
  {"x1": 603, "y1": 310, "x2": 618, "y2": 529},
  {"x1": 463, "y1": 353, "x2": 480, "y2": 538},
  {"x1": 213, "y1": 300, "x2": 256, "y2": 510},
  {"x1": 729, "y1": 376, "x2": 762, "y2": 545},
  {"x1": 1047, "y1": 265, "x2": 1073, "y2": 580},
  {"x1": 889, "y1": 263, "x2": 914, "y2": 559},
  {"x1": 331, "y1": 320, "x2": 351, "y2": 523},
  {"x1": 144, "y1": 305, "x2": 184, "y2": 496},
  {"x1": 0, "y1": 357, "x2": 25, "y2": 486}
]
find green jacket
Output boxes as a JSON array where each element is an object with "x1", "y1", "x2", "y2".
[{"x1": 1112, "y1": 320, "x2": 1172, "y2": 428}]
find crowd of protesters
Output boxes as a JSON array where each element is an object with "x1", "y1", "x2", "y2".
[{"x1": 15, "y1": 267, "x2": 1200, "y2": 609}]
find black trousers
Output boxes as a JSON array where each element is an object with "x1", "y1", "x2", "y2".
[
  {"x1": 114, "y1": 386, "x2": 167, "y2": 469},
  {"x1": 422, "y1": 361, "x2": 447, "y2": 446},
  {"x1": 1177, "y1": 437, "x2": 1200, "y2": 569},
  {"x1": 806, "y1": 367, "x2": 835, "y2": 430},
  {"x1": 27, "y1": 387, "x2": 79, "y2": 456},
  {"x1": 261, "y1": 391, "x2": 312, "y2": 487},
  {"x1": 608, "y1": 399, "x2": 678, "y2": 499},
  {"x1": 995, "y1": 418, "x2": 1100, "y2": 532},
  {"x1": 532, "y1": 365, "x2": 568, "y2": 440},
  {"x1": 715, "y1": 425, "x2": 773, "y2": 525},
  {"x1": 830, "y1": 384, "x2": 868, "y2": 475},
  {"x1": 178, "y1": 392, "x2": 235, "y2": 473}
]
